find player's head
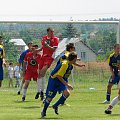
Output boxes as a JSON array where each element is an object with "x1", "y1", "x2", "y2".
[
  {"x1": 32, "y1": 44, "x2": 39, "y2": 53},
  {"x1": 9, "y1": 62, "x2": 13, "y2": 66},
  {"x1": 27, "y1": 42, "x2": 33, "y2": 49},
  {"x1": 66, "y1": 43, "x2": 75, "y2": 52},
  {"x1": 68, "y1": 52, "x2": 77, "y2": 64},
  {"x1": 0, "y1": 36, "x2": 3, "y2": 45},
  {"x1": 114, "y1": 44, "x2": 120, "y2": 54},
  {"x1": 47, "y1": 27, "x2": 54, "y2": 37}
]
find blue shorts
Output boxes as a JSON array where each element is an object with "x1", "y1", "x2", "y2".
[
  {"x1": 0, "y1": 67, "x2": 3, "y2": 80},
  {"x1": 46, "y1": 77, "x2": 67, "y2": 98},
  {"x1": 108, "y1": 76, "x2": 120, "y2": 84}
]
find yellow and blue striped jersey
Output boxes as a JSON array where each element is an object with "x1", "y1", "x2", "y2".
[
  {"x1": 0, "y1": 45, "x2": 5, "y2": 59},
  {"x1": 51, "y1": 60, "x2": 73, "y2": 81},
  {"x1": 57, "y1": 51, "x2": 70, "y2": 65},
  {"x1": 109, "y1": 52, "x2": 120, "y2": 75}
]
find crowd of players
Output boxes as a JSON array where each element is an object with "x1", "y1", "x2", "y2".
[{"x1": 1, "y1": 27, "x2": 120, "y2": 117}]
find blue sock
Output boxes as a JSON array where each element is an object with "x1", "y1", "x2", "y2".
[
  {"x1": 106, "y1": 92, "x2": 111, "y2": 101},
  {"x1": 53, "y1": 94, "x2": 66, "y2": 108},
  {"x1": 42, "y1": 99, "x2": 50, "y2": 113}
]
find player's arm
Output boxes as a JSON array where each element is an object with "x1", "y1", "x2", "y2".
[
  {"x1": 73, "y1": 63, "x2": 85, "y2": 67},
  {"x1": 18, "y1": 52, "x2": 26, "y2": 65},
  {"x1": 56, "y1": 75, "x2": 73, "y2": 90},
  {"x1": 109, "y1": 56, "x2": 115, "y2": 80},
  {"x1": 44, "y1": 37, "x2": 59, "y2": 51},
  {"x1": 2, "y1": 47, "x2": 6, "y2": 67},
  {"x1": 44, "y1": 42, "x2": 57, "y2": 51},
  {"x1": 36, "y1": 47, "x2": 43, "y2": 53},
  {"x1": 109, "y1": 66, "x2": 114, "y2": 80}
]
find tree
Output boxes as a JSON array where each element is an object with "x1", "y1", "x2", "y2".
[{"x1": 62, "y1": 23, "x2": 78, "y2": 39}]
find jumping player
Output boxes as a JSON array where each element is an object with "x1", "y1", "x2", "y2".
[
  {"x1": 41, "y1": 52, "x2": 77, "y2": 117},
  {"x1": 35, "y1": 27, "x2": 59, "y2": 100}
]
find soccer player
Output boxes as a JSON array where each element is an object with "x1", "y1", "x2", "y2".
[
  {"x1": 56, "y1": 43, "x2": 85, "y2": 105},
  {"x1": 103, "y1": 44, "x2": 120, "y2": 104},
  {"x1": 17, "y1": 42, "x2": 33, "y2": 95},
  {"x1": 22, "y1": 45, "x2": 41, "y2": 101},
  {"x1": 35, "y1": 27, "x2": 59, "y2": 100},
  {"x1": 0, "y1": 36, "x2": 6, "y2": 87},
  {"x1": 41, "y1": 52, "x2": 77, "y2": 117}
]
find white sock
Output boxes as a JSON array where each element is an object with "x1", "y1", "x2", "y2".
[
  {"x1": 37, "y1": 77, "x2": 45, "y2": 93},
  {"x1": 109, "y1": 96, "x2": 119, "y2": 109},
  {"x1": 23, "y1": 88, "x2": 27, "y2": 97},
  {"x1": 37, "y1": 78, "x2": 42, "y2": 93},
  {"x1": 18, "y1": 80, "x2": 23, "y2": 92},
  {"x1": 41, "y1": 77, "x2": 45, "y2": 92}
]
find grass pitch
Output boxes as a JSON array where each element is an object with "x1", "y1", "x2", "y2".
[{"x1": 0, "y1": 75, "x2": 120, "y2": 120}]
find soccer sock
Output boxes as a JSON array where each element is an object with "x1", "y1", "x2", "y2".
[
  {"x1": 53, "y1": 94, "x2": 67, "y2": 108},
  {"x1": 42, "y1": 99, "x2": 50, "y2": 113},
  {"x1": 41, "y1": 77, "x2": 45, "y2": 92},
  {"x1": 37, "y1": 78, "x2": 41, "y2": 93},
  {"x1": 23, "y1": 88, "x2": 27, "y2": 97},
  {"x1": 18, "y1": 81, "x2": 23, "y2": 92},
  {"x1": 106, "y1": 92, "x2": 111, "y2": 101},
  {"x1": 108, "y1": 96, "x2": 119, "y2": 110}
]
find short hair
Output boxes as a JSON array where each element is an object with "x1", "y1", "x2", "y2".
[
  {"x1": 9, "y1": 62, "x2": 13, "y2": 65},
  {"x1": 68, "y1": 52, "x2": 77, "y2": 61},
  {"x1": 47, "y1": 27, "x2": 54, "y2": 32},
  {"x1": 66, "y1": 43, "x2": 75, "y2": 51},
  {"x1": 32, "y1": 44, "x2": 38, "y2": 48},
  {"x1": 114, "y1": 44, "x2": 120, "y2": 48},
  {"x1": 27, "y1": 42, "x2": 33, "y2": 45}
]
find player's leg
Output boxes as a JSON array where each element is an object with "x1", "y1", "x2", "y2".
[
  {"x1": 17, "y1": 78, "x2": 25, "y2": 95},
  {"x1": 36, "y1": 65, "x2": 48, "y2": 100},
  {"x1": 105, "y1": 89, "x2": 120, "y2": 114},
  {"x1": 41, "y1": 77, "x2": 56, "y2": 117},
  {"x1": 22, "y1": 80, "x2": 30, "y2": 101},
  {"x1": 52, "y1": 88, "x2": 70, "y2": 114},
  {"x1": 103, "y1": 76, "x2": 113, "y2": 104}
]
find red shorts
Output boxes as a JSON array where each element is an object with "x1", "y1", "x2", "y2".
[
  {"x1": 24, "y1": 70, "x2": 38, "y2": 81},
  {"x1": 39, "y1": 55, "x2": 54, "y2": 70}
]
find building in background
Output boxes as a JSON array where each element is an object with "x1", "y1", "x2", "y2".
[
  {"x1": 9, "y1": 39, "x2": 28, "y2": 53},
  {"x1": 55, "y1": 38, "x2": 97, "y2": 62}
]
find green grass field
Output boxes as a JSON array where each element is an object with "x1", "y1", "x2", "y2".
[{"x1": 1, "y1": 71, "x2": 120, "y2": 120}]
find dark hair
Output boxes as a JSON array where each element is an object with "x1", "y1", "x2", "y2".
[
  {"x1": 32, "y1": 44, "x2": 38, "y2": 48},
  {"x1": 68, "y1": 52, "x2": 77, "y2": 61},
  {"x1": 114, "y1": 44, "x2": 120, "y2": 48},
  {"x1": 66, "y1": 43, "x2": 75, "y2": 51},
  {"x1": 9, "y1": 62, "x2": 13, "y2": 65},
  {"x1": 47, "y1": 27, "x2": 54, "y2": 32}
]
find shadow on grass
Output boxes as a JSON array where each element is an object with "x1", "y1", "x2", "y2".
[
  {"x1": 14, "y1": 100, "x2": 31, "y2": 103},
  {"x1": 37, "y1": 117, "x2": 63, "y2": 119},
  {"x1": 23, "y1": 106, "x2": 40, "y2": 109},
  {"x1": 110, "y1": 114, "x2": 120, "y2": 116}
]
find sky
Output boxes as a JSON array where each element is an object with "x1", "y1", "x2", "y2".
[{"x1": 0, "y1": 0, "x2": 120, "y2": 21}]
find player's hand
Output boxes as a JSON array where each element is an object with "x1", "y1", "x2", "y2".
[
  {"x1": 67, "y1": 84, "x2": 73, "y2": 90},
  {"x1": 3, "y1": 62, "x2": 6, "y2": 67},
  {"x1": 44, "y1": 41, "x2": 48, "y2": 46},
  {"x1": 112, "y1": 73, "x2": 115, "y2": 80}
]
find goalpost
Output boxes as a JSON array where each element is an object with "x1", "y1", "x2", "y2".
[{"x1": 0, "y1": 20, "x2": 120, "y2": 86}]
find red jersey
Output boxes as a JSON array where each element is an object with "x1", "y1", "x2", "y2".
[
  {"x1": 41, "y1": 35, "x2": 59, "y2": 58},
  {"x1": 24, "y1": 52, "x2": 41, "y2": 72}
]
